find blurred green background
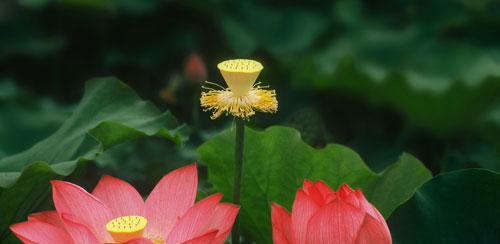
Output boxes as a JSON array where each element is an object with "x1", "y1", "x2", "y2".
[
  {"x1": 1, "y1": 0, "x2": 500, "y2": 243},
  {"x1": 2, "y1": 0, "x2": 499, "y2": 177}
]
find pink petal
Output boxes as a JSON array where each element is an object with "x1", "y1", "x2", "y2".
[
  {"x1": 305, "y1": 199, "x2": 365, "y2": 244},
  {"x1": 313, "y1": 181, "x2": 336, "y2": 203},
  {"x1": 337, "y1": 183, "x2": 354, "y2": 197},
  {"x1": 92, "y1": 175, "x2": 144, "y2": 217},
  {"x1": 28, "y1": 211, "x2": 64, "y2": 228},
  {"x1": 355, "y1": 215, "x2": 392, "y2": 244},
  {"x1": 303, "y1": 181, "x2": 337, "y2": 206},
  {"x1": 302, "y1": 179, "x2": 314, "y2": 189},
  {"x1": 181, "y1": 230, "x2": 218, "y2": 244},
  {"x1": 126, "y1": 238, "x2": 154, "y2": 244},
  {"x1": 271, "y1": 203, "x2": 292, "y2": 244},
  {"x1": 165, "y1": 193, "x2": 222, "y2": 244},
  {"x1": 354, "y1": 190, "x2": 388, "y2": 226},
  {"x1": 10, "y1": 220, "x2": 73, "y2": 243},
  {"x1": 291, "y1": 189, "x2": 319, "y2": 244},
  {"x1": 145, "y1": 164, "x2": 198, "y2": 239},
  {"x1": 14, "y1": 236, "x2": 36, "y2": 244},
  {"x1": 303, "y1": 183, "x2": 326, "y2": 206},
  {"x1": 60, "y1": 214, "x2": 101, "y2": 244},
  {"x1": 205, "y1": 203, "x2": 240, "y2": 244},
  {"x1": 51, "y1": 180, "x2": 113, "y2": 242},
  {"x1": 336, "y1": 183, "x2": 361, "y2": 208}
]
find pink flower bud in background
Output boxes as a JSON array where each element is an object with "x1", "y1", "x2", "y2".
[{"x1": 184, "y1": 53, "x2": 207, "y2": 83}]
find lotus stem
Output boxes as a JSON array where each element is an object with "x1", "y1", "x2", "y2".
[{"x1": 232, "y1": 118, "x2": 245, "y2": 244}]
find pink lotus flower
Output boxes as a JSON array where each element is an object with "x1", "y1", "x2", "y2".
[
  {"x1": 272, "y1": 180, "x2": 391, "y2": 244},
  {"x1": 11, "y1": 164, "x2": 239, "y2": 244}
]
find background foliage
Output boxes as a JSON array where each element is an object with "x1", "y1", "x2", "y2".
[{"x1": 1, "y1": 0, "x2": 499, "y2": 243}]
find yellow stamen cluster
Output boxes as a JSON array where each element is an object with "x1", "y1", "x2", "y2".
[
  {"x1": 201, "y1": 82, "x2": 277, "y2": 120},
  {"x1": 200, "y1": 59, "x2": 278, "y2": 120},
  {"x1": 106, "y1": 216, "x2": 147, "y2": 243},
  {"x1": 145, "y1": 234, "x2": 165, "y2": 244}
]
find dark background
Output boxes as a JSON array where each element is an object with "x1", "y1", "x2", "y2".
[{"x1": 1, "y1": 0, "x2": 499, "y2": 186}]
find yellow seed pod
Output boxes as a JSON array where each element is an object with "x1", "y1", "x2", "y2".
[
  {"x1": 106, "y1": 215, "x2": 147, "y2": 243},
  {"x1": 217, "y1": 59, "x2": 263, "y2": 97}
]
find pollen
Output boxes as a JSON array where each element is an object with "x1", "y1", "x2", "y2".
[{"x1": 106, "y1": 215, "x2": 147, "y2": 243}]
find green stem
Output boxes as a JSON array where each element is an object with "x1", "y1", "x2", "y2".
[{"x1": 232, "y1": 118, "x2": 245, "y2": 244}]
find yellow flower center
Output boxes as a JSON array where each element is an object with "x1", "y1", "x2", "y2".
[
  {"x1": 217, "y1": 59, "x2": 263, "y2": 97},
  {"x1": 145, "y1": 234, "x2": 165, "y2": 244},
  {"x1": 106, "y1": 215, "x2": 147, "y2": 243}
]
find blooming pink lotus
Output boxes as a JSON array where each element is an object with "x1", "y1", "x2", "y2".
[
  {"x1": 272, "y1": 180, "x2": 391, "y2": 244},
  {"x1": 11, "y1": 164, "x2": 239, "y2": 244}
]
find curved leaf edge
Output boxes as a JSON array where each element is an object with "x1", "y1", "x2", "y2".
[
  {"x1": 0, "y1": 116, "x2": 188, "y2": 189},
  {"x1": 199, "y1": 125, "x2": 432, "y2": 216}
]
